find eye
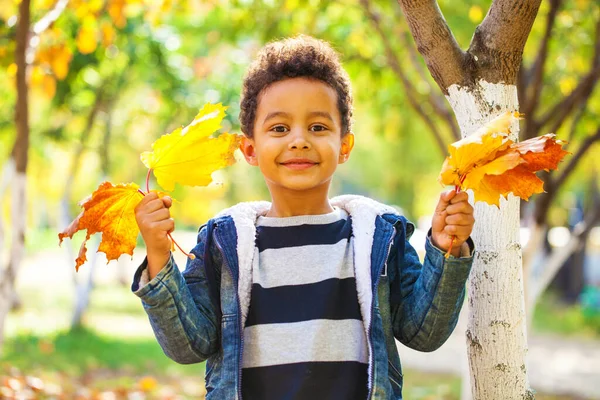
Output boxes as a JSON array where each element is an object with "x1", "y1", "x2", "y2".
[
  {"x1": 270, "y1": 125, "x2": 288, "y2": 134},
  {"x1": 310, "y1": 124, "x2": 328, "y2": 132}
]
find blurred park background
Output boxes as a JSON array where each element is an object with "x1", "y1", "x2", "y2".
[{"x1": 1, "y1": 0, "x2": 600, "y2": 398}]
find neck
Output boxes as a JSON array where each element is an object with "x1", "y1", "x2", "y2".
[{"x1": 266, "y1": 186, "x2": 334, "y2": 217}]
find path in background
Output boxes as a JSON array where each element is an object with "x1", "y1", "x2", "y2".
[{"x1": 398, "y1": 317, "x2": 600, "y2": 399}]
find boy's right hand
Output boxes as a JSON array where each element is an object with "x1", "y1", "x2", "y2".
[{"x1": 134, "y1": 192, "x2": 175, "y2": 278}]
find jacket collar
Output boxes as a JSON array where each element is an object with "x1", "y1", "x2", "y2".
[{"x1": 215, "y1": 195, "x2": 402, "y2": 332}]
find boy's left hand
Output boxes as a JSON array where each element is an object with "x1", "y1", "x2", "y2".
[{"x1": 431, "y1": 190, "x2": 475, "y2": 258}]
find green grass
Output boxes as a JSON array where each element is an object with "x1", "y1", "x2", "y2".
[
  {"x1": 2, "y1": 325, "x2": 204, "y2": 377},
  {"x1": 532, "y1": 291, "x2": 600, "y2": 338}
]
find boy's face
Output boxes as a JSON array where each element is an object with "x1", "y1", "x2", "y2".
[{"x1": 240, "y1": 77, "x2": 354, "y2": 195}]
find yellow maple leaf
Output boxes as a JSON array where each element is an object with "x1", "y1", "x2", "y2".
[
  {"x1": 58, "y1": 182, "x2": 146, "y2": 271},
  {"x1": 141, "y1": 102, "x2": 242, "y2": 191},
  {"x1": 439, "y1": 112, "x2": 569, "y2": 207}
]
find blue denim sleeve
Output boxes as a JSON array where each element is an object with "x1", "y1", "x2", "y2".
[
  {"x1": 390, "y1": 222, "x2": 474, "y2": 352},
  {"x1": 131, "y1": 225, "x2": 220, "y2": 364}
]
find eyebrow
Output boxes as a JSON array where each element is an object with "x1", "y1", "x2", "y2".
[{"x1": 262, "y1": 111, "x2": 335, "y2": 124}]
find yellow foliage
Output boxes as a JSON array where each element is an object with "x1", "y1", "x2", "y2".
[
  {"x1": 7, "y1": 63, "x2": 17, "y2": 77},
  {"x1": 108, "y1": 0, "x2": 127, "y2": 28},
  {"x1": 101, "y1": 21, "x2": 117, "y2": 48},
  {"x1": 37, "y1": 45, "x2": 73, "y2": 80},
  {"x1": 59, "y1": 103, "x2": 241, "y2": 270},
  {"x1": 76, "y1": 25, "x2": 98, "y2": 54},
  {"x1": 468, "y1": 5, "x2": 484, "y2": 23},
  {"x1": 141, "y1": 103, "x2": 241, "y2": 191},
  {"x1": 559, "y1": 77, "x2": 577, "y2": 96},
  {"x1": 439, "y1": 112, "x2": 569, "y2": 207}
]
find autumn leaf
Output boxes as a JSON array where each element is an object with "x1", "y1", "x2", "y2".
[
  {"x1": 141, "y1": 102, "x2": 242, "y2": 191},
  {"x1": 108, "y1": 0, "x2": 127, "y2": 28},
  {"x1": 439, "y1": 112, "x2": 569, "y2": 207},
  {"x1": 76, "y1": 25, "x2": 98, "y2": 54},
  {"x1": 60, "y1": 103, "x2": 239, "y2": 269},
  {"x1": 37, "y1": 45, "x2": 73, "y2": 80},
  {"x1": 101, "y1": 21, "x2": 117, "y2": 47},
  {"x1": 58, "y1": 182, "x2": 146, "y2": 271}
]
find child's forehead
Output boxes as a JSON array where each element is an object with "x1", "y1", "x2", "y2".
[{"x1": 257, "y1": 77, "x2": 339, "y2": 116}]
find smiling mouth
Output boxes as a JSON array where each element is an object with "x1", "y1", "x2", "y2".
[{"x1": 280, "y1": 161, "x2": 318, "y2": 170}]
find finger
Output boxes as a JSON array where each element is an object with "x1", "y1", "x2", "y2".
[
  {"x1": 154, "y1": 218, "x2": 175, "y2": 233},
  {"x1": 445, "y1": 213, "x2": 475, "y2": 226},
  {"x1": 435, "y1": 190, "x2": 456, "y2": 213},
  {"x1": 135, "y1": 191, "x2": 158, "y2": 210},
  {"x1": 143, "y1": 198, "x2": 169, "y2": 214},
  {"x1": 446, "y1": 201, "x2": 474, "y2": 215},
  {"x1": 445, "y1": 224, "x2": 473, "y2": 238},
  {"x1": 449, "y1": 191, "x2": 469, "y2": 204},
  {"x1": 147, "y1": 208, "x2": 171, "y2": 222},
  {"x1": 162, "y1": 196, "x2": 172, "y2": 208}
]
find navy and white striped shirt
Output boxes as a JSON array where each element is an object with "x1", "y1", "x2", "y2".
[{"x1": 241, "y1": 207, "x2": 369, "y2": 399}]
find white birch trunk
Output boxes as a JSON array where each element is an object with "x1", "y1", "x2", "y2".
[
  {"x1": 0, "y1": 172, "x2": 27, "y2": 352},
  {"x1": 446, "y1": 81, "x2": 532, "y2": 400},
  {"x1": 0, "y1": 158, "x2": 16, "y2": 267}
]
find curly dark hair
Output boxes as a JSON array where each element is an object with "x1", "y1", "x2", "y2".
[{"x1": 239, "y1": 35, "x2": 353, "y2": 138}]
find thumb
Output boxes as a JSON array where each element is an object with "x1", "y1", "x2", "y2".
[
  {"x1": 162, "y1": 196, "x2": 173, "y2": 208},
  {"x1": 434, "y1": 190, "x2": 456, "y2": 214},
  {"x1": 432, "y1": 190, "x2": 455, "y2": 232}
]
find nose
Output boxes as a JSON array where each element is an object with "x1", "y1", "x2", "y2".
[{"x1": 288, "y1": 128, "x2": 311, "y2": 150}]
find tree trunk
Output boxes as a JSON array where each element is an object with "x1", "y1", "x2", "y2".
[
  {"x1": 71, "y1": 237, "x2": 98, "y2": 328},
  {"x1": 394, "y1": 0, "x2": 541, "y2": 398},
  {"x1": 0, "y1": 0, "x2": 31, "y2": 354},
  {"x1": 0, "y1": 159, "x2": 16, "y2": 270},
  {"x1": 447, "y1": 81, "x2": 532, "y2": 399}
]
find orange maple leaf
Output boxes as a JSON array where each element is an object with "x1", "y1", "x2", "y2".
[
  {"x1": 58, "y1": 182, "x2": 150, "y2": 271},
  {"x1": 438, "y1": 112, "x2": 569, "y2": 207}
]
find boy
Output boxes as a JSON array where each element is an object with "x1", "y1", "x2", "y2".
[{"x1": 132, "y1": 35, "x2": 475, "y2": 400}]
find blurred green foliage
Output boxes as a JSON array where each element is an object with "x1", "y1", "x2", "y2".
[{"x1": 0, "y1": 0, "x2": 598, "y2": 228}]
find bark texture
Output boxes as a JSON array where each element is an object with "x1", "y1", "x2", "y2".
[{"x1": 448, "y1": 83, "x2": 531, "y2": 399}]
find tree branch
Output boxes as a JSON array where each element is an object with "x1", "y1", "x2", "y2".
[
  {"x1": 567, "y1": 103, "x2": 586, "y2": 145},
  {"x1": 26, "y1": 0, "x2": 69, "y2": 65},
  {"x1": 470, "y1": 0, "x2": 542, "y2": 84},
  {"x1": 396, "y1": 0, "x2": 468, "y2": 94},
  {"x1": 536, "y1": 18, "x2": 600, "y2": 133},
  {"x1": 521, "y1": 0, "x2": 562, "y2": 124},
  {"x1": 533, "y1": 127, "x2": 600, "y2": 225},
  {"x1": 361, "y1": 0, "x2": 449, "y2": 155},
  {"x1": 552, "y1": 127, "x2": 600, "y2": 191},
  {"x1": 393, "y1": 8, "x2": 461, "y2": 141}
]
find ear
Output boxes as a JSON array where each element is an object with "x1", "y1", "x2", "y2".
[
  {"x1": 240, "y1": 136, "x2": 259, "y2": 166},
  {"x1": 338, "y1": 132, "x2": 355, "y2": 164}
]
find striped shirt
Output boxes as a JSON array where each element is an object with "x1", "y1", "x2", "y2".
[{"x1": 241, "y1": 207, "x2": 369, "y2": 400}]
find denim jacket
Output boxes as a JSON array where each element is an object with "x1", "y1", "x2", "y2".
[{"x1": 131, "y1": 195, "x2": 474, "y2": 399}]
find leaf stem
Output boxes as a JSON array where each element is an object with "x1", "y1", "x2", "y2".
[
  {"x1": 168, "y1": 232, "x2": 196, "y2": 260},
  {"x1": 146, "y1": 168, "x2": 152, "y2": 194}
]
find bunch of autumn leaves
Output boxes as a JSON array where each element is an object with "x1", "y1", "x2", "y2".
[
  {"x1": 59, "y1": 103, "x2": 240, "y2": 271},
  {"x1": 438, "y1": 112, "x2": 568, "y2": 206},
  {"x1": 59, "y1": 108, "x2": 567, "y2": 271}
]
